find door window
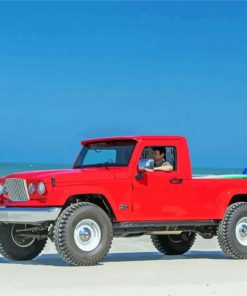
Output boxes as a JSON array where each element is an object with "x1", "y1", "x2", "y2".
[{"x1": 140, "y1": 146, "x2": 177, "y2": 171}]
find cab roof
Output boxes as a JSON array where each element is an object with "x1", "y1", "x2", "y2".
[{"x1": 81, "y1": 135, "x2": 186, "y2": 146}]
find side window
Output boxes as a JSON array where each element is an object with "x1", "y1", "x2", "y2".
[{"x1": 140, "y1": 146, "x2": 177, "y2": 171}]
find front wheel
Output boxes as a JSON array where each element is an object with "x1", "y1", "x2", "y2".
[
  {"x1": 54, "y1": 202, "x2": 113, "y2": 266},
  {"x1": 0, "y1": 224, "x2": 47, "y2": 261},
  {"x1": 151, "y1": 232, "x2": 196, "y2": 255}
]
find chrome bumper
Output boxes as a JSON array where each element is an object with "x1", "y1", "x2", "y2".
[{"x1": 0, "y1": 207, "x2": 62, "y2": 223}]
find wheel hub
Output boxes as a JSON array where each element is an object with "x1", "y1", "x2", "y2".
[
  {"x1": 168, "y1": 232, "x2": 192, "y2": 243},
  {"x1": 11, "y1": 225, "x2": 35, "y2": 248},
  {"x1": 236, "y1": 217, "x2": 247, "y2": 246},
  {"x1": 239, "y1": 224, "x2": 247, "y2": 238},
  {"x1": 79, "y1": 227, "x2": 92, "y2": 242},
  {"x1": 74, "y1": 219, "x2": 101, "y2": 252}
]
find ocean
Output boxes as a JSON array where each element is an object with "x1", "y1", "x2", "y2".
[
  {"x1": 0, "y1": 162, "x2": 244, "y2": 177},
  {"x1": 0, "y1": 163, "x2": 71, "y2": 177}
]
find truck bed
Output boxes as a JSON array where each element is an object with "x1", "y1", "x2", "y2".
[{"x1": 193, "y1": 174, "x2": 247, "y2": 179}]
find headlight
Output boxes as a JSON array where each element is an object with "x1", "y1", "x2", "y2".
[
  {"x1": 0, "y1": 184, "x2": 7, "y2": 195},
  {"x1": 0, "y1": 184, "x2": 4, "y2": 195},
  {"x1": 28, "y1": 183, "x2": 35, "y2": 194},
  {"x1": 37, "y1": 182, "x2": 46, "y2": 195}
]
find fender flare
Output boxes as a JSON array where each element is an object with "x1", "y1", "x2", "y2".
[
  {"x1": 53, "y1": 184, "x2": 121, "y2": 220},
  {"x1": 214, "y1": 189, "x2": 247, "y2": 219}
]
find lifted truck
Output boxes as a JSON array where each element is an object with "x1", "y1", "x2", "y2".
[{"x1": 1, "y1": 135, "x2": 247, "y2": 266}]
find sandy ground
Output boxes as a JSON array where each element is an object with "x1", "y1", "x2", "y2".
[{"x1": 0, "y1": 235, "x2": 247, "y2": 296}]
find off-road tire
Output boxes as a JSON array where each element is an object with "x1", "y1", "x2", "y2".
[
  {"x1": 0, "y1": 224, "x2": 47, "y2": 261},
  {"x1": 218, "y1": 202, "x2": 247, "y2": 259},
  {"x1": 54, "y1": 202, "x2": 113, "y2": 266},
  {"x1": 151, "y1": 232, "x2": 196, "y2": 255}
]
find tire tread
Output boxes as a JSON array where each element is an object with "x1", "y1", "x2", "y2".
[
  {"x1": 151, "y1": 232, "x2": 196, "y2": 255},
  {"x1": 0, "y1": 225, "x2": 47, "y2": 261},
  {"x1": 54, "y1": 202, "x2": 113, "y2": 266},
  {"x1": 217, "y1": 202, "x2": 247, "y2": 259}
]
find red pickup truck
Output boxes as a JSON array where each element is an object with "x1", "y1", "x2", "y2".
[{"x1": 1, "y1": 135, "x2": 247, "y2": 266}]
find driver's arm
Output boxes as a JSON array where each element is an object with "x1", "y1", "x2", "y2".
[{"x1": 154, "y1": 163, "x2": 173, "y2": 172}]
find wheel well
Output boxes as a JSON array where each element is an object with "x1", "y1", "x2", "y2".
[
  {"x1": 63, "y1": 194, "x2": 116, "y2": 221},
  {"x1": 229, "y1": 194, "x2": 247, "y2": 206}
]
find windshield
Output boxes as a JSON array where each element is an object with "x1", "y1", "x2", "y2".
[{"x1": 74, "y1": 140, "x2": 136, "y2": 168}]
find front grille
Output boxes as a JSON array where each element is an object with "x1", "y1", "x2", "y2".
[{"x1": 5, "y1": 178, "x2": 30, "y2": 202}]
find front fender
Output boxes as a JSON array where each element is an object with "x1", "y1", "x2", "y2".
[{"x1": 50, "y1": 183, "x2": 120, "y2": 220}]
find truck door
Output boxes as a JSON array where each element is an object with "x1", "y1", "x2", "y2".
[{"x1": 132, "y1": 140, "x2": 187, "y2": 221}]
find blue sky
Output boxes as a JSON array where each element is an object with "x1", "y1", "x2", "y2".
[{"x1": 0, "y1": 1, "x2": 247, "y2": 168}]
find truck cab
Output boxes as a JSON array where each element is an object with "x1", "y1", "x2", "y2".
[{"x1": 1, "y1": 135, "x2": 247, "y2": 266}]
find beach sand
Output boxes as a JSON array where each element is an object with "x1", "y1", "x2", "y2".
[{"x1": 0, "y1": 235, "x2": 246, "y2": 295}]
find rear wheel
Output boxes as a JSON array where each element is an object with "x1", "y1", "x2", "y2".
[
  {"x1": 0, "y1": 224, "x2": 47, "y2": 261},
  {"x1": 218, "y1": 202, "x2": 247, "y2": 259},
  {"x1": 151, "y1": 232, "x2": 196, "y2": 255},
  {"x1": 54, "y1": 202, "x2": 113, "y2": 266}
]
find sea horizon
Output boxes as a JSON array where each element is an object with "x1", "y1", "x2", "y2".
[{"x1": 0, "y1": 162, "x2": 244, "y2": 177}]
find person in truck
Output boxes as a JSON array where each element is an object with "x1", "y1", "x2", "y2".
[{"x1": 152, "y1": 147, "x2": 173, "y2": 171}]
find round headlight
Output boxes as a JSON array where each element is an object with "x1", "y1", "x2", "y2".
[
  {"x1": 28, "y1": 183, "x2": 35, "y2": 194},
  {"x1": 37, "y1": 182, "x2": 46, "y2": 195},
  {"x1": 0, "y1": 184, "x2": 4, "y2": 195}
]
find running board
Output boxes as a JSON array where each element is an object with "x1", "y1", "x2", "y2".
[{"x1": 112, "y1": 220, "x2": 218, "y2": 236}]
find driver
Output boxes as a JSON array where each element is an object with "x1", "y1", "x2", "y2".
[{"x1": 152, "y1": 147, "x2": 173, "y2": 171}]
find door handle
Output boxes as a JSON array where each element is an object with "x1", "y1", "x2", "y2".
[{"x1": 169, "y1": 178, "x2": 183, "y2": 184}]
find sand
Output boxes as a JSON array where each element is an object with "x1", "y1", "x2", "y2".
[{"x1": 0, "y1": 235, "x2": 247, "y2": 296}]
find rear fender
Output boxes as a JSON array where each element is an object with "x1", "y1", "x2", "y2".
[{"x1": 214, "y1": 189, "x2": 247, "y2": 219}]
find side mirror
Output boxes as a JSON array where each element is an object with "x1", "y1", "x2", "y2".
[{"x1": 138, "y1": 159, "x2": 154, "y2": 172}]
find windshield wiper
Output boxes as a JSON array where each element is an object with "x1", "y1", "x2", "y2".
[
  {"x1": 103, "y1": 162, "x2": 110, "y2": 170},
  {"x1": 75, "y1": 163, "x2": 113, "y2": 169}
]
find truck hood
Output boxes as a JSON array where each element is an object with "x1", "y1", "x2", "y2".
[{"x1": 4, "y1": 168, "x2": 115, "y2": 184}]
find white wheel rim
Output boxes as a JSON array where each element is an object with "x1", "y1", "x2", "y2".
[
  {"x1": 235, "y1": 217, "x2": 247, "y2": 246},
  {"x1": 74, "y1": 219, "x2": 101, "y2": 251},
  {"x1": 168, "y1": 235, "x2": 183, "y2": 243}
]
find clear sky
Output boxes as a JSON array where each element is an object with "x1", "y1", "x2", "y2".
[{"x1": 0, "y1": 1, "x2": 247, "y2": 168}]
